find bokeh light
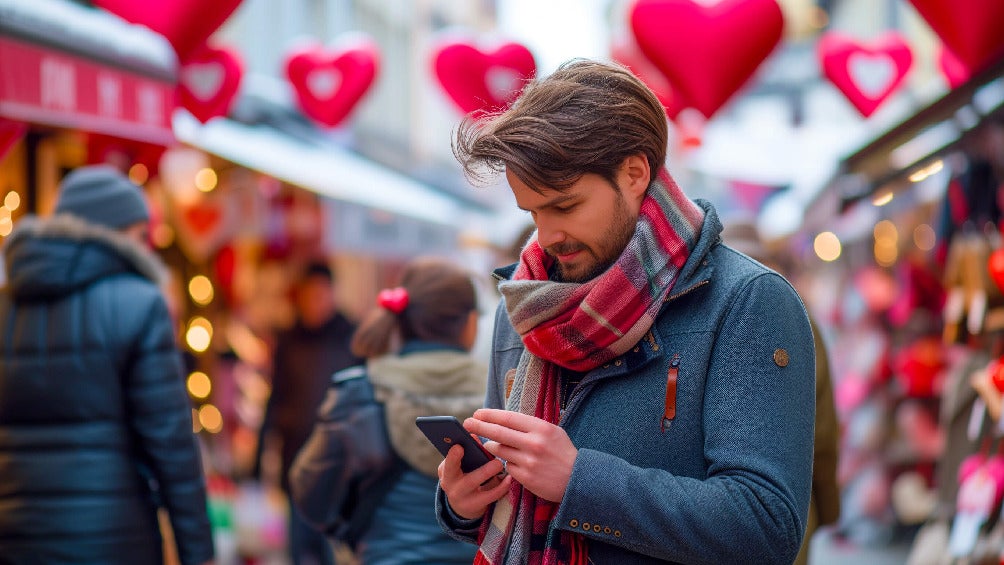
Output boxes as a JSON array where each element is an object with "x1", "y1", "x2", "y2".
[
  {"x1": 814, "y1": 231, "x2": 842, "y2": 262},
  {"x1": 188, "y1": 275, "x2": 214, "y2": 306}
]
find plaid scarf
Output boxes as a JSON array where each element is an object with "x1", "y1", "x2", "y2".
[{"x1": 474, "y1": 169, "x2": 704, "y2": 565}]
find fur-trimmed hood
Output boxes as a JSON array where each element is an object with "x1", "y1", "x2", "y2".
[
  {"x1": 2, "y1": 214, "x2": 166, "y2": 301},
  {"x1": 368, "y1": 350, "x2": 487, "y2": 478}
]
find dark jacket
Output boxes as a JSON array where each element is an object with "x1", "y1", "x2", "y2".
[
  {"x1": 0, "y1": 215, "x2": 214, "y2": 565},
  {"x1": 438, "y1": 201, "x2": 816, "y2": 565},
  {"x1": 292, "y1": 342, "x2": 486, "y2": 564},
  {"x1": 257, "y1": 312, "x2": 360, "y2": 491}
]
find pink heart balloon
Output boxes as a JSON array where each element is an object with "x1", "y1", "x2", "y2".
[
  {"x1": 610, "y1": 33, "x2": 685, "y2": 121},
  {"x1": 92, "y1": 0, "x2": 244, "y2": 61},
  {"x1": 432, "y1": 39, "x2": 536, "y2": 116},
  {"x1": 938, "y1": 46, "x2": 971, "y2": 89},
  {"x1": 629, "y1": 0, "x2": 784, "y2": 120},
  {"x1": 178, "y1": 44, "x2": 243, "y2": 124},
  {"x1": 908, "y1": 0, "x2": 1004, "y2": 73},
  {"x1": 284, "y1": 35, "x2": 380, "y2": 129},
  {"x1": 818, "y1": 32, "x2": 914, "y2": 118}
]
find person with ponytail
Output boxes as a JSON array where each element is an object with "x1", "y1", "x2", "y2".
[
  {"x1": 290, "y1": 257, "x2": 485, "y2": 564},
  {"x1": 434, "y1": 59, "x2": 816, "y2": 565}
]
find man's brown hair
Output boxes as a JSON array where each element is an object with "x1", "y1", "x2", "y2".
[{"x1": 453, "y1": 58, "x2": 668, "y2": 193}]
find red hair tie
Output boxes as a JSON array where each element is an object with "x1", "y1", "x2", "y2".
[{"x1": 377, "y1": 287, "x2": 409, "y2": 314}]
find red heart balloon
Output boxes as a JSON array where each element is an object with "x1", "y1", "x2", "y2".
[
  {"x1": 432, "y1": 38, "x2": 536, "y2": 115},
  {"x1": 629, "y1": 0, "x2": 784, "y2": 120},
  {"x1": 92, "y1": 0, "x2": 243, "y2": 61},
  {"x1": 908, "y1": 0, "x2": 1004, "y2": 73},
  {"x1": 285, "y1": 35, "x2": 380, "y2": 128},
  {"x1": 610, "y1": 33, "x2": 685, "y2": 121},
  {"x1": 178, "y1": 44, "x2": 243, "y2": 124},
  {"x1": 818, "y1": 32, "x2": 913, "y2": 118},
  {"x1": 989, "y1": 247, "x2": 1004, "y2": 294},
  {"x1": 938, "y1": 45, "x2": 970, "y2": 89}
]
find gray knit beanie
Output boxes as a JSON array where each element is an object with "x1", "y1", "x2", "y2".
[{"x1": 54, "y1": 165, "x2": 150, "y2": 229}]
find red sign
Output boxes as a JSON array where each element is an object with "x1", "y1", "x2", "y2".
[{"x1": 0, "y1": 36, "x2": 176, "y2": 145}]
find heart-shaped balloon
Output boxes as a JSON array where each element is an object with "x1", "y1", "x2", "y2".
[
  {"x1": 938, "y1": 46, "x2": 970, "y2": 89},
  {"x1": 610, "y1": 33, "x2": 685, "y2": 120},
  {"x1": 432, "y1": 38, "x2": 536, "y2": 116},
  {"x1": 92, "y1": 0, "x2": 244, "y2": 61},
  {"x1": 178, "y1": 44, "x2": 243, "y2": 124},
  {"x1": 629, "y1": 0, "x2": 784, "y2": 120},
  {"x1": 285, "y1": 35, "x2": 380, "y2": 128},
  {"x1": 818, "y1": 32, "x2": 913, "y2": 118},
  {"x1": 908, "y1": 0, "x2": 1004, "y2": 73}
]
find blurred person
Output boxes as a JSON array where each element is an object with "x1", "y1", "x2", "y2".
[
  {"x1": 435, "y1": 59, "x2": 816, "y2": 565},
  {"x1": 254, "y1": 260, "x2": 360, "y2": 565},
  {"x1": 721, "y1": 215, "x2": 841, "y2": 565},
  {"x1": 289, "y1": 257, "x2": 485, "y2": 564},
  {"x1": 0, "y1": 165, "x2": 214, "y2": 565}
]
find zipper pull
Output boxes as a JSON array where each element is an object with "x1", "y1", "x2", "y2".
[{"x1": 662, "y1": 353, "x2": 680, "y2": 433}]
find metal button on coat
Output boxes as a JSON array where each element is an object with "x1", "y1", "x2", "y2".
[{"x1": 773, "y1": 348, "x2": 790, "y2": 367}]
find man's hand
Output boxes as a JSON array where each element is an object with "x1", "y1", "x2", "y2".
[
  {"x1": 438, "y1": 443, "x2": 512, "y2": 520},
  {"x1": 464, "y1": 408, "x2": 577, "y2": 503}
]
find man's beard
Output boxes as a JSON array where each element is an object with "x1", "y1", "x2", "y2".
[{"x1": 549, "y1": 195, "x2": 637, "y2": 283}]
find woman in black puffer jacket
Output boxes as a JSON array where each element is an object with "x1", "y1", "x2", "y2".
[{"x1": 0, "y1": 166, "x2": 214, "y2": 565}]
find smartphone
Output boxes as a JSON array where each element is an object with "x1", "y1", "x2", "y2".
[{"x1": 415, "y1": 415, "x2": 497, "y2": 473}]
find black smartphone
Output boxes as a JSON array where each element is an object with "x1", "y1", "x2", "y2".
[{"x1": 415, "y1": 415, "x2": 497, "y2": 473}]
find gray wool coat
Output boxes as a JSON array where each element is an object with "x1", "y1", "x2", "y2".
[{"x1": 437, "y1": 201, "x2": 815, "y2": 565}]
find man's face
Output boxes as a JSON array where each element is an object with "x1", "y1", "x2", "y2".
[
  {"x1": 507, "y1": 168, "x2": 643, "y2": 283},
  {"x1": 296, "y1": 275, "x2": 336, "y2": 328},
  {"x1": 121, "y1": 221, "x2": 150, "y2": 249}
]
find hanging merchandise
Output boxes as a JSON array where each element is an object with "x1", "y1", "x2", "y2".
[
  {"x1": 817, "y1": 32, "x2": 914, "y2": 118},
  {"x1": 284, "y1": 33, "x2": 380, "y2": 128},
  {"x1": 628, "y1": 0, "x2": 784, "y2": 119},
  {"x1": 431, "y1": 34, "x2": 536, "y2": 116},
  {"x1": 0, "y1": 118, "x2": 27, "y2": 161}
]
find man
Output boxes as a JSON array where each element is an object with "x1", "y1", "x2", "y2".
[
  {"x1": 435, "y1": 59, "x2": 816, "y2": 565},
  {"x1": 255, "y1": 261, "x2": 361, "y2": 565},
  {"x1": 0, "y1": 165, "x2": 215, "y2": 564},
  {"x1": 721, "y1": 215, "x2": 841, "y2": 565}
]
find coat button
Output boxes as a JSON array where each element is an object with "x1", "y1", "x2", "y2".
[
  {"x1": 773, "y1": 348, "x2": 790, "y2": 367},
  {"x1": 569, "y1": 519, "x2": 578, "y2": 528},
  {"x1": 593, "y1": 524, "x2": 602, "y2": 532},
  {"x1": 614, "y1": 530, "x2": 622, "y2": 537},
  {"x1": 604, "y1": 527, "x2": 611, "y2": 534},
  {"x1": 614, "y1": 359, "x2": 622, "y2": 366},
  {"x1": 582, "y1": 522, "x2": 591, "y2": 531}
]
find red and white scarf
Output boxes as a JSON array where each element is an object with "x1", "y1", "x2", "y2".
[{"x1": 475, "y1": 169, "x2": 705, "y2": 565}]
